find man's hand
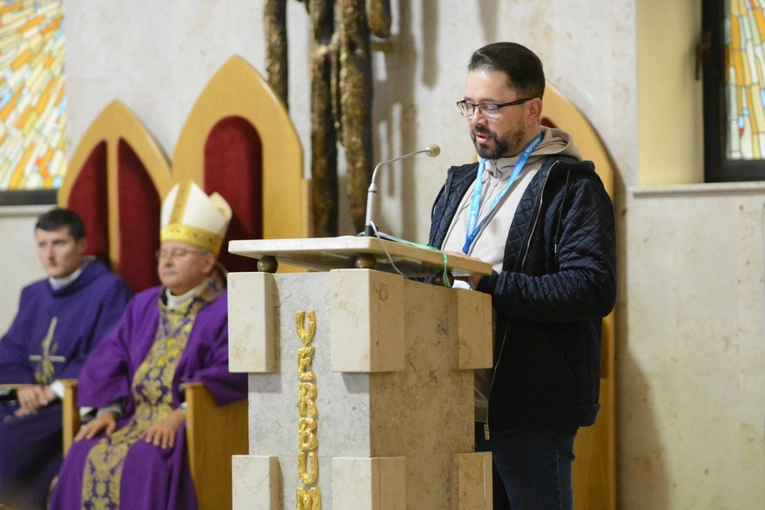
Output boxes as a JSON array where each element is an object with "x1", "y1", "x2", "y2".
[
  {"x1": 443, "y1": 251, "x2": 485, "y2": 289},
  {"x1": 467, "y1": 274, "x2": 483, "y2": 290},
  {"x1": 143, "y1": 408, "x2": 186, "y2": 450},
  {"x1": 15, "y1": 385, "x2": 56, "y2": 416},
  {"x1": 75, "y1": 411, "x2": 118, "y2": 441}
]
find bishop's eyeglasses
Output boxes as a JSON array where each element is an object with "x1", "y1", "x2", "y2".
[{"x1": 155, "y1": 248, "x2": 207, "y2": 260}]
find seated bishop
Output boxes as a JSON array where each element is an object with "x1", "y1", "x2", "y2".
[
  {"x1": 0, "y1": 208, "x2": 133, "y2": 510},
  {"x1": 50, "y1": 180, "x2": 248, "y2": 510}
]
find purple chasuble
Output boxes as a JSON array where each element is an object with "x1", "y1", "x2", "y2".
[
  {"x1": 0, "y1": 260, "x2": 132, "y2": 510},
  {"x1": 50, "y1": 280, "x2": 247, "y2": 510}
]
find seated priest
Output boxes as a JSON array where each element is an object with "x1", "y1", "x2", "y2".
[
  {"x1": 0, "y1": 208, "x2": 133, "y2": 510},
  {"x1": 51, "y1": 180, "x2": 248, "y2": 510}
]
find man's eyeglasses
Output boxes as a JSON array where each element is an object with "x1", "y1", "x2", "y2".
[
  {"x1": 155, "y1": 248, "x2": 207, "y2": 260},
  {"x1": 456, "y1": 97, "x2": 535, "y2": 119}
]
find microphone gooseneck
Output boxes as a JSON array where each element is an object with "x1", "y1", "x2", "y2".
[{"x1": 364, "y1": 144, "x2": 441, "y2": 236}]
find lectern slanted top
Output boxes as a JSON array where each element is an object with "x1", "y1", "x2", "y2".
[{"x1": 228, "y1": 235, "x2": 492, "y2": 277}]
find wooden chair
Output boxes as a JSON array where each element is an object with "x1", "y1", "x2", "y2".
[
  {"x1": 0, "y1": 384, "x2": 32, "y2": 392},
  {"x1": 57, "y1": 55, "x2": 308, "y2": 509},
  {"x1": 61, "y1": 381, "x2": 248, "y2": 510},
  {"x1": 184, "y1": 383, "x2": 249, "y2": 510},
  {"x1": 542, "y1": 82, "x2": 618, "y2": 510},
  {"x1": 61, "y1": 380, "x2": 80, "y2": 456}
]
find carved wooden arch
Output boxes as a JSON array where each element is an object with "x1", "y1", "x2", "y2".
[
  {"x1": 541, "y1": 82, "x2": 614, "y2": 196},
  {"x1": 174, "y1": 55, "x2": 309, "y2": 241},
  {"x1": 59, "y1": 56, "x2": 309, "y2": 292},
  {"x1": 58, "y1": 100, "x2": 172, "y2": 291},
  {"x1": 541, "y1": 81, "x2": 617, "y2": 510}
]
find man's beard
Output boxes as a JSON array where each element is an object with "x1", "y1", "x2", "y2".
[{"x1": 471, "y1": 124, "x2": 526, "y2": 159}]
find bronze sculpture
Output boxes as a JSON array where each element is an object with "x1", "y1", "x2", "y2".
[{"x1": 265, "y1": 0, "x2": 391, "y2": 236}]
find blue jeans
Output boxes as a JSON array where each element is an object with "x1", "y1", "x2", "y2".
[{"x1": 475, "y1": 423, "x2": 578, "y2": 510}]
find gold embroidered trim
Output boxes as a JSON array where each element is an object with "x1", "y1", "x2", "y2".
[
  {"x1": 160, "y1": 223, "x2": 222, "y2": 255},
  {"x1": 168, "y1": 180, "x2": 192, "y2": 225},
  {"x1": 80, "y1": 277, "x2": 225, "y2": 509}
]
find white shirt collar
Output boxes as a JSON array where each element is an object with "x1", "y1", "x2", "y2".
[
  {"x1": 48, "y1": 257, "x2": 92, "y2": 290},
  {"x1": 165, "y1": 281, "x2": 206, "y2": 310}
]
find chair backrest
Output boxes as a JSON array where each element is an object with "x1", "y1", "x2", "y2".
[
  {"x1": 540, "y1": 83, "x2": 614, "y2": 196},
  {"x1": 58, "y1": 100, "x2": 170, "y2": 291},
  {"x1": 541, "y1": 81, "x2": 617, "y2": 510},
  {"x1": 58, "y1": 55, "x2": 309, "y2": 292}
]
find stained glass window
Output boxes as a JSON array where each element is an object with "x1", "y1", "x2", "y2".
[
  {"x1": 725, "y1": 1, "x2": 765, "y2": 160},
  {"x1": 703, "y1": 0, "x2": 765, "y2": 181},
  {"x1": 0, "y1": 0, "x2": 66, "y2": 196}
]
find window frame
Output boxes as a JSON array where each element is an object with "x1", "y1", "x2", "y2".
[{"x1": 702, "y1": 0, "x2": 765, "y2": 182}]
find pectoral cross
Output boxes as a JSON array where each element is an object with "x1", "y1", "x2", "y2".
[{"x1": 28, "y1": 317, "x2": 66, "y2": 384}]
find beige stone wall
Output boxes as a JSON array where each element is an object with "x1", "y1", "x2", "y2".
[
  {"x1": 620, "y1": 184, "x2": 765, "y2": 508},
  {"x1": 637, "y1": 0, "x2": 704, "y2": 186},
  {"x1": 0, "y1": 207, "x2": 49, "y2": 333}
]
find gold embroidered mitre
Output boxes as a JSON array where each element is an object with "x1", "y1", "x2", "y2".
[{"x1": 160, "y1": 180, "x2": 232, "y2": 256}]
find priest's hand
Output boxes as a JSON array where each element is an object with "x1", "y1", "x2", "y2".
[
  {"x1": 15, "y1": 385, "x2": 56, "y2": 416},
  {"x1": 75, "y1": 411, "x2": 118, "y2": 441},
  {"x1": 143, "y1": 408, "x2": 186, "y2": 449}
]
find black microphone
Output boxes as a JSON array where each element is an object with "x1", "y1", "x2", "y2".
[{"x1": 364, "y1": 144, "x2": 441, "y2": 236}]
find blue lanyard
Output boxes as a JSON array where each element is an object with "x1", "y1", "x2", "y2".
[{"x1": 462, "y1": 133, "x2": 544, "y2": 254}]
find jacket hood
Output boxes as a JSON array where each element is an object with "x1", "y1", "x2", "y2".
[
  {"x1": 532, "y1": 126, "x2": 582, "y2": 160},
  {"x1": 484, "y1": 126, "x2": 581, "y2": 178}
]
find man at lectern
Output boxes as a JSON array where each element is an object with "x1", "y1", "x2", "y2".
[
  {"x1": 51, "y1": 180, "x2": 247, "y2": 510},
  {"x1": 428, "y1": 42, "x2": 616, "y2": 510},
  {"x1": 0, "y1": 208, "x2": 132, "y2": 510}
]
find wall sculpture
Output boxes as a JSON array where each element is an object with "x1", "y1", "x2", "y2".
[{"x1": 265, "y1": 0, "x2": 391, "y2": 236}]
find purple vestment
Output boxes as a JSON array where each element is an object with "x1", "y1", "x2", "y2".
[
  {"x1": 50, "y1": 284, "x2": 247, "y2": 510},
  {"x1": 0, "y1": 260, "x2": 132, "y2": 510}
]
